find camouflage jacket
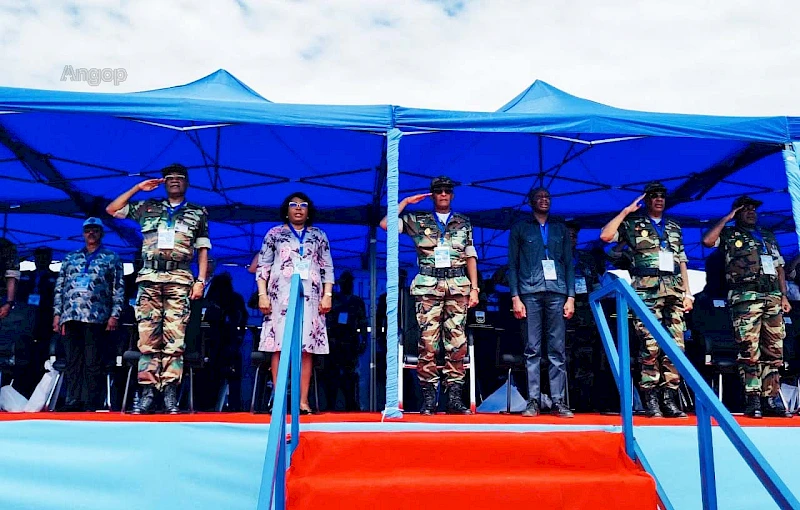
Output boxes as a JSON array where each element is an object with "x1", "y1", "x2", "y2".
[
  {"x1": 0, "y1": 238, "x2": 20, "y2": 295},
  {"x1": 122, "y1": 199, "x2": 211, "y2": 286},
  {"x1": 401, "y1": 211, "x2": 477, "y2": 293},
  {"x1": 719, "y1": 225, "x2": 784, "y2": 305},
  {"x1": 617, "y1": 214, "x2": 687, "y2": 300},
  {"x1": 54, "y1": 246, "x2": 125, "y2": 325}
]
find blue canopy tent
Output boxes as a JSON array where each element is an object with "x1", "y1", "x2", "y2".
[{"x1": 1, "y1": 71, "x2": 799, "y2": 416}]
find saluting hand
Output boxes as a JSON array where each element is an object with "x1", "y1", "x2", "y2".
[
  {"x1": 623, "y1": 193, "x2": 646, "y2": 215},
  {"x1": 404, "y1": 193, "x2": 432, "y2": 205},
  {"x1": 725, "y1": 205, "x2": 744, "y2": 222},
  {"x1": 137, "y1": 178, "x2": 164, "y2": 192}
]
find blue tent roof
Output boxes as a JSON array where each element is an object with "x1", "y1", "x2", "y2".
[{"x1": 0, "y1": 71, "x2": 796, "y2": 274}]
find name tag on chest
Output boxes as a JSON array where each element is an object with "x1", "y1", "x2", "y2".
[
  {"x1": 761, "y1": 255, "x2": 776, "y2": 275},
  {"x1": 74, "y1": 275, "x2": 91, "y2": 291},
  {"x1": 542, "y1": 259, "x2": 557, "y2": 281},
  {"x1": 158, "y1": 228, "x2": 176, "y2": 249},
  {"x1": 658, "y1": 251, "x2": 674, "y2": 272},
  {"x1": 294, "y1": 259, "x2": 311, "y2": 280},
  {"x1": 575, "y1": 277, "x2": 588, "y2": 294},
  {"x1": 175, "y1": 222, "x2": 190, "y2": 234},
  {"x1": 434, "y1": 246, "x2": 451, "y2": 268}
]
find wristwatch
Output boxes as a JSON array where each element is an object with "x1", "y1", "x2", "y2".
[
  {"x1": 194, "y1": 279, "x2": 206, "y2": 286},
  {"x1": 324, "y1": 292, "x2": 333, "y2": 297},
  {"x1": 470, "y1": 287, "x2": 480, "y2": 293}
]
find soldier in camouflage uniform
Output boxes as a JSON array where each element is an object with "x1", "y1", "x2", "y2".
[
  {"x1": 380, "y1": 176, "x2": 479, "y2": 415},
  {"x1": 703, "y1": 195, "x2": 792, "y2": 418},
  {"x1": 566, "y1": 221, "x2": 602, "y2": 411},
  {"x1": 600, "y1": 182, "x2": 693, "y2": 418},
  {"x1": 107, "y1": 164, "x2": 211, "y2": 414}
]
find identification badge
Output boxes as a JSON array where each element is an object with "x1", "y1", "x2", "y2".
[
  {"x1": 575, "y1": 277, "x2": 588, "y2": 294},
  {"x1": 157, "y1": 228, "x2": 176, "y2": 249},
  {"x1": 713, "y1": 300, "x2": 726, "y2": 308},
  {"x1": 658, "y1": 251, "x2": 674, "y2": 272},
  {"x1": 475, "y1": 311, "x2": 486, "y2": 324},
  {"x1": 294, "y1": 259, "x2": 311, "y2": 280},
  {"x1": 542, "y1": 259, "x2": 557, "y2": 281},
  {"x1": 74, "y1": 275, "x2": 91, "y2": 290},
  {"x1": 434, "y1": 246, "x2": 451, "y2": 268},
  {"x1": 338, "y1": 312, "x2": 349, "y2": 324},
  {"x1": 785, "y1": 316, "x2": 793, "y2": 325},
  {"x1": 761, "y1": 255, "x2": 776, "y2": 275},
  {"x1": 28, "y1": 293, "x2": 41, "y2": 306},
  {"x1": 129, "y1": 297, "x2": 136, "y2": 307},
  {"x1": 175, "y1": 222, "x2": 189, "y2": 234}
]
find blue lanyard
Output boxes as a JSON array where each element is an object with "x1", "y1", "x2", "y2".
[
  {"x1": 165, "y1": 200, "x2": 186, "y2": 228},
  {"x1": 433, "y1": 212, "x2": 453, "y2": 244},
  {"x1": 540, "y1": 222, "x2": 550, "y2": 259},
  {"x1": 750, "y1": 229, "x2": 770, "y2": 255},
  {"x1": 289, "y1": 224, "x2": 307, "y2": 256},
  {"x1": 649, "y1": 218, "x2": 667, "y2": 249},
  {"x1": 83, "y1": 247, "x2": 101, "y2": 274}
]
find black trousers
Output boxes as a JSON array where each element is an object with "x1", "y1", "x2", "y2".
[{"x1": 63, "y1": 321, "x2": 106, "y2": 408}]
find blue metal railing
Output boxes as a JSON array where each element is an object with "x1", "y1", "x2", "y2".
[
  {"x1": 256, "y1": 274, "x2": 304, "y2": 510},
  {"x1": 589, "y1": 275, "x2": 800, "y2": 510}
]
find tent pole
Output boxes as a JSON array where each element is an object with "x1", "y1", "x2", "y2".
[
  {"x1": 383, "y1": 128, "x2": 402, "y2": 419},
  {"x1": 368, "y1": 226, "x2": 377, "y2": 412},
  {"x1": 782, "y1": 143, "x2": 800, "y2": 252}
]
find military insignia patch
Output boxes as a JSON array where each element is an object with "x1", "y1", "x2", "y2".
[
  {"x1": 641, "y1": 230, "x2": 649, "y2": 237},
  {"x1": 735, "y1": 240, "x2": 743, "y2": 248},
  {"x1": 424, "y1": 228, "x2": 431, "y2": 236}
]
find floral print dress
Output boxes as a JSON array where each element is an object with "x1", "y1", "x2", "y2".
[{"x1": 257, "y1": 224, "x2": 334, "y2": 354}]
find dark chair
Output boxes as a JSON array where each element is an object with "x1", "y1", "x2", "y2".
[{"x1": 689, "y1": 294, "x2": 738, "y2": 402}]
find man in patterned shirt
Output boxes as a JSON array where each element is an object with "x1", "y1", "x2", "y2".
[
  {"x1": 600, "y1": 182, "x2": 693, "y2": 418},
  {"x1": 380, "y1": 176, "x2": 479, "y2": 415},
  {"x1": 52, "y1": 218, "x2": 124, "y2": 411},
  {"x1": 106, "y1": 164, "x2": 211, "y2": 414}
]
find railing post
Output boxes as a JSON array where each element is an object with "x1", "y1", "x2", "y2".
[
  {"x1": 276, "y1": 425, "x2": 286, "y2": 510},
  {"x1": 696, "y1": 400, "x2": 718, "y2": 510},
  {"x1": 616, "y1": 291, "x2": 634, "y2": 459},
  {"x1": 289, "y1": 280, "x2": 303, "y2": 461}
]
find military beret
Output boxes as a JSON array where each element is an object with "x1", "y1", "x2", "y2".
[{"x1": 733, "y1": 195, "x2": 763, "y2": 209}]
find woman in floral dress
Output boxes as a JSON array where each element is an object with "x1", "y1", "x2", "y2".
[{"x1": 256, "y1": 192, "x2": 334, "y2": 413}]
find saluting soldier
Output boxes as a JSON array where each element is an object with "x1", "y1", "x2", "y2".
[
  {"x1": 380, "y1": 176, "x2": 479, "y2": 415},
  {"x1": 600, "y1": 182, "x2": 692, "y2": 418},
  {"x1": 703, "y1": 195, "x2": 792, "y2": 418},
  {"x1": 106, "y1": 163, "x2": 211, "y2": 414}
]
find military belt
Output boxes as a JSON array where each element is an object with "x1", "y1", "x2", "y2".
[
  {"x1": 142, "y1": 260, "x2": 191, "y2": 272},
  {"x1": 418, "y1": 266, "x2": 466, "y2": 278},
  {"x1": 629, "y1": 268, "x2": 676, "y2": 277},
  {"x1": 729, "y1": 280, "x2": 779, "y2": 294}
]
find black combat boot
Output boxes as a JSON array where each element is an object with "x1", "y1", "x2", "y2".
[
  {"x1": 420, "y1": 383, "x2": 437, "y2": 416},
  {"x1": 660, "y1": 387, "x2": 687, "y2": 418},
  {"x1": 132, "y1": 386, "x2": 156, "y2": 415},
  {"x1": 761, "y1": 396, "x2": 792, "y2": 418},
  {"x1": 642, "y1": 389, "x2": 663, "y2": 418},
  {"x1": 446, "y1": 383, "x2": 472, "y2": 415},
  {"x1": 744, "y1": 394, "x2": 762, "y2": 419},
  {"x1": 163, "y1": 384, "x2": 180, "y2": 415}
]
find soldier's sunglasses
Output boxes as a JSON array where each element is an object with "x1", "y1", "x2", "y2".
[
  {"x1": 647, "y1": 192, "x2": 666, "y2": 199},
  {"x1": 164, "y1": 174, "x2": 186, "y2": 181},
  {"x1": 432, "y1": 187, "x2": 453, "y2": 195},
  {"x1": 289, "y1": 202, "x2": 309, "y2": 209}
]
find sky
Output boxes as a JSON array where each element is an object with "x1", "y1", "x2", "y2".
[{"x1": 1, "y1": 0, "x2": 798, "y2": 116}]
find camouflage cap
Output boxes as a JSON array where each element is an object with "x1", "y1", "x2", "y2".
[
  {"x1": 430, "y1": 176, "x2": 456, "y2": 192},
  {"x1": 644, "y1": 181, "x2": 667, "y2": 194},
  {"x1": 733, "y1": 195, "x2": 763, "y2": 209},
  {"x1": 161, "y1": 163, "x2": 189, "y2": 180}
]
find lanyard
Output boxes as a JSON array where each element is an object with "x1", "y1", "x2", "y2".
[
  {"x1": 289, "y1": 224, "x2": 307, "y2": 256},
  {"x1": 83, "y1": 247, "x2": 101, "y2": 274},
  {"x1": 433, "y1": 212, "x2": 453, "y2": 244},
  {"x1": 165, "y1": 200, "x2": 186, "y2": 228},
  {"x1": 540, "y1": 222, "x2": 550, "y2": 259},
  {"x1": 649, "y1": 218, "x2": 667, "y2": 249},
  {"x1": 750, "y1": 229, "x2": 770, "y2": 255}
]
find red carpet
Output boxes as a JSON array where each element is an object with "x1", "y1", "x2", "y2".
[
  {"x1": 0, "y1": 411, "x2": 795, "y2": 426},
  {"x1": 287, "y1": 431, "x2": 657, "y2": 510}
]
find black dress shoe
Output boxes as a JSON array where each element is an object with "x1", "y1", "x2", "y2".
[{"x1": 552, "y1": 400, "x2": 574, "y2": 418}]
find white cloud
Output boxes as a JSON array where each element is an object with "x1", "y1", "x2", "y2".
[{"x1": 0, "y1": 0, "x2": 798, "y2": 115}]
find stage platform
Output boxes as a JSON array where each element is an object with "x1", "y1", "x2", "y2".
[{"x1": 0, "y1": 412, "x2": 797, "y2": 509}]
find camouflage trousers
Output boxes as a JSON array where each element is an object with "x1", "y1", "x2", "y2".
[
  {"x1": 135, "y1": 282, "x2": 191, "y2": 390},
  {"x1": 634, "y1": 295, "x2": 685, "y2": 390},
  {"x1": 414, "y1": 282, "x2": 469, "y2": 385},
  {"x1": 731, "y1": 294, "x2": 785, "y2": 397}
]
